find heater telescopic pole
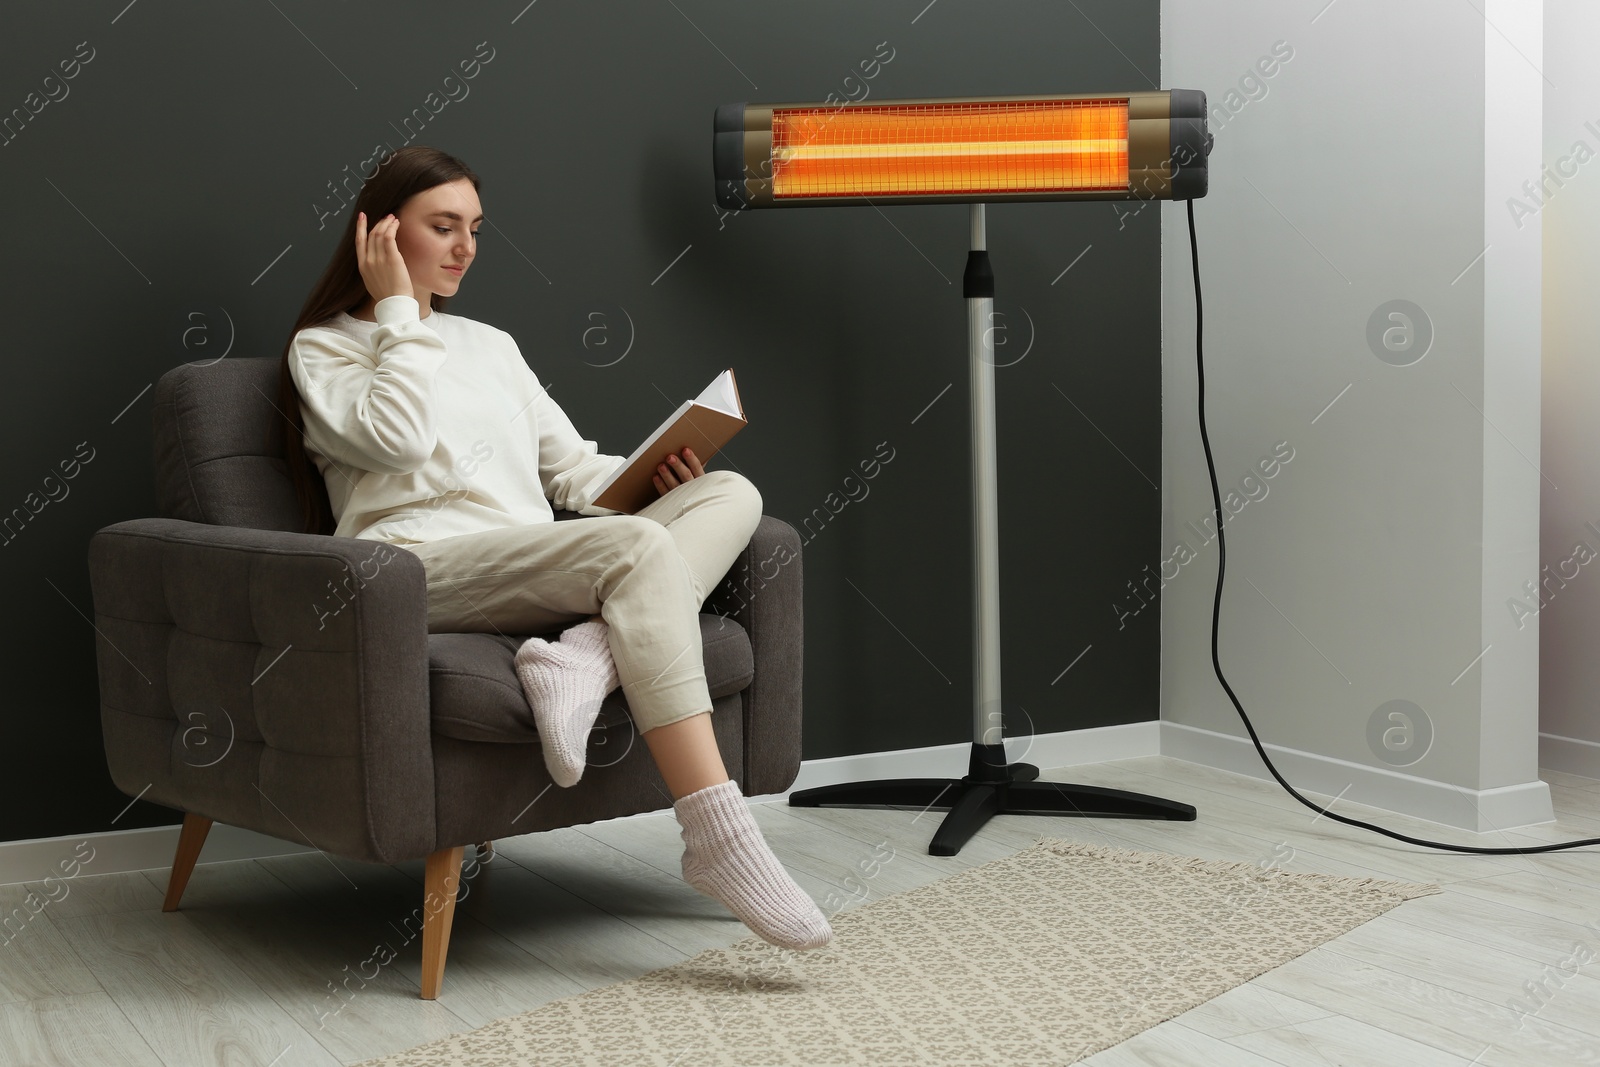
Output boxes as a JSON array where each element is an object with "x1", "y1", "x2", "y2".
[{"x1": 968, "y1": 203, "x2": 1005, "y2": 757}]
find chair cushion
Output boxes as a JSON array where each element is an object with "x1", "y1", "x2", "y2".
[{"x1": 427, "y1": 614, "x2": 754, "y2": 743}]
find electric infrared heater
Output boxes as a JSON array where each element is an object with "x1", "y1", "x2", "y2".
[
  {"x1": 716, "y1": 92, "x2": 1211, "y2": 856},
  {"x1": 714, "y1": 90, "x2": 1209, "y2": 208}
]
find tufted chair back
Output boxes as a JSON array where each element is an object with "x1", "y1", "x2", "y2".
[{"x1": 152, "y1": 356, "x2": 305, "y2": 531}]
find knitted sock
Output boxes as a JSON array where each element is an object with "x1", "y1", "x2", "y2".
[
  {"x1": 514, "y1": 619, "x2": 619, "y2": 787},
  {"x1": 674, "y1": 779, "x2": 833, "y2": 951}
]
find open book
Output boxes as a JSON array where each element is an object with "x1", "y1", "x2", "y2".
[{"x1": 591, "y1": 368, "x2": 747, "y2": 514}]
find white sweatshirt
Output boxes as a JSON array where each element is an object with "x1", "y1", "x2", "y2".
[{"x1": 288, "y1": 294, "x2": 626, "y2": 544}]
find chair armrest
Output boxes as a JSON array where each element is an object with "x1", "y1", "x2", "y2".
[
  {"x1": 86, "y1": 517, "x2": 436, "y2": 864},
  {"x1": 702, "y1": 514, "x2": 804, "y2": 795}
]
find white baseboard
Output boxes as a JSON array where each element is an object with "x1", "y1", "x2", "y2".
[
  {"x1": 0, "y1": 722, "x2": 1162, "y2": 887},
  {"x1": 1539, "y1": 731, "x2": 1600, "y2": 780},
  {"x1": 1159, "y1": 721, "x2": 1556, "y2": 833},
  {"x1": 0, "y1": 823, "x2": 315, "y2": 888},
  {"x1": 6, "y1": 715, "x2": 1562, "y2": 885}
]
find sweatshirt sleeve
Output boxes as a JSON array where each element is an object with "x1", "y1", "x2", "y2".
[
  {"x1": 525, "y1": 367, "x2": 628, "y2": 516},
  {"x1": 288, "y1": 295, "x2": 449, "y2": 475}
]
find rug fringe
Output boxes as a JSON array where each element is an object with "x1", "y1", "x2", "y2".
[{"x1": 1028, "y1": 837, "x2": 1443, "y2": 900}]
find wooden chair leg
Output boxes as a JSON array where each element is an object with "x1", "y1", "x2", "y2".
[
  {"x1": 420, "y1": 845, "x2": 466, "y2": 1000},
  {"x1": 162, "y1": 812, "x2": 213, "y2": 912},
  {"x1": 476, "y1": 840, "x2": 494, "y2": 863}
]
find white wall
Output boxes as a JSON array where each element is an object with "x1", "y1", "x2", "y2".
[
  {"x1": 1538, "y1": 1, "x2": 1600, "y2": 776},
  {"x1": 1158, "y1": 0, "x2": 1552, "y2": 830}
]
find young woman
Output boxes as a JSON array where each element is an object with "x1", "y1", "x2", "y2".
[{"x1": 273, "y1": 145, "x2": 830, "y2": 952}]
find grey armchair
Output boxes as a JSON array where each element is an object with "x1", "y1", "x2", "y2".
[{"x1": 86, "y1": 355, "x2": 805, "y2": 999}]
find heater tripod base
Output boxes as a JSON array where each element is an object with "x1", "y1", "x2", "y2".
[{"x1": 787, "y1": 742, "x2": 1198, "y2": 857}]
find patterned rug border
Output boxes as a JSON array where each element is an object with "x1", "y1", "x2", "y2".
[{"x1": 352, "y1": 836, "x2": 1443, "y2": 1066}]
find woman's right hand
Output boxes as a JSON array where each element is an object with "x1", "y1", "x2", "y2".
[{"x1": 355, "y1": 211, "x2": 414, "y2": 307}]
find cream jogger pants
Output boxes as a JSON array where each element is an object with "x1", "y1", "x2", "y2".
[{"x1": 403, "y1": 469, "x2": 763, "y2": 733}]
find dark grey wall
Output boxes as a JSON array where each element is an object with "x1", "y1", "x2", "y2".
[{"x1": 1, "y1": 0, "x2": 1161, "y2": 842}]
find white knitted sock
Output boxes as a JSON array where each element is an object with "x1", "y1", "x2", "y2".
[
  {"x1": 514, "y1": 620, "x2": 619, "y2": 787},
  {"x1": 674, "y1": 779, "x2": 833, "y2": 951}
]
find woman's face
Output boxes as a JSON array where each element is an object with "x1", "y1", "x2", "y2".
[{"x1": 392, "y1": 178, "x2": 482, "y2": 301}]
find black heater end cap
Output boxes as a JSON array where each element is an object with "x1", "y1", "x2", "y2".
[
  {"x1": 1169, "y1": 90, "x2": 1211, "y2": 200},
  {"x1": 713, "y1": 102, "x2": 750, "y2": 210}
]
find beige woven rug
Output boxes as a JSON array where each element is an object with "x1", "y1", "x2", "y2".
[{"x1": 355, "y1": 838, "x2": 1440, "y2": 1067}]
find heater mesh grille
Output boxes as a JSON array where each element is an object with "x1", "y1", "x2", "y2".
[{"x1": 769, "y1": 99, "x2": 1130, "y2": 198}]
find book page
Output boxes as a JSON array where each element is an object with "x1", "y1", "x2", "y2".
[{"x1": 694, "y1": 368, "x2": 742, "y2": 417}]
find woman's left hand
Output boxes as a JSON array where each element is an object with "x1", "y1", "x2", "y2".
[{"x1": 653, "y1": 447, "x2": 705, "y2": 496}]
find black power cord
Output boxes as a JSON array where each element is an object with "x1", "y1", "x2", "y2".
[{"x1": 1186, "y1": 198, "x2": 1600, "y2": 855}]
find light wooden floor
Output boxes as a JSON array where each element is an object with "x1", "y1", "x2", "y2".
[{"x1": 3, "y1": 756, "x2": 1599, "y2": 1066}]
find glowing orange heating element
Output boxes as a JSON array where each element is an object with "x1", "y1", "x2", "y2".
[{"x1": 769, "y1": 99, "x2": 1130, "y2": 198}]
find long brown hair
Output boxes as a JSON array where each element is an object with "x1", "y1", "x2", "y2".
[{"x1": 270, "y1": 145, "x2": 482, "y2": 535}]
